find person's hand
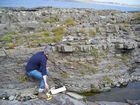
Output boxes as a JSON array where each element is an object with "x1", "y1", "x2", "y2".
[
  {"x1": 45, "y1": 83, "x2": 49, "y2": 90},
  {"x1": 46, "y1": 67, "x2": 50, "y2": 70}
]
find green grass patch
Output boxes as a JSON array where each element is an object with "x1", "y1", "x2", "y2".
[
  {"x1": 91, "y1": 68, "x2": 98, "y2": 73},
  {"x1": 43, "y1": 30, "x2": 50, "y2": 36},
  {"x1": 124, "y1": 23, "x2": 129, "y2": 27},
  {"x1": 43, "y1": 18, "x2": 56, "y2": 23},
  {"x1": 81, "y1": 69, "x2": 86, "y2": 75},
  {"x1": 61, "y1": 73, "x2": 69, "y2": 78},
  {"x1": 84, "y1": 64, "x2": 90, "y2": 69},
  {"x1": 18, "y1": 39, "x2": 24, "y2": 44},
  {"x1": 4, "y1": 43, "x2": 15, "y2": 49},
  {"x1": 84, "y1": 36, "x2": 89, "y2": 40},
  {"x1": 52, "y1": 26, "x2": 66, "y2": 42},
  {"x1": 90, "y1": 47, "x2": 99, "y2": 59},
  {"x1": 17, "y1": 59, "x2": 22, "y2": 64},
  {"x1": 121, "y1": 54, "x2": 129, "y2": 61},
  {"x1": 113, "y1": 54, "x2": 118, "y2": 58},
  {"x1": 96, "y1": 27, "x2": 99, "y2": 33},
  {"x1": 100, "y1": 52, "x2": 107, "y2": 57},
  {"x1": 108, "y1": 66, "x2": 112, "y2": 71},
  {"x1": 7, "y1": 32, "x2": 16, "y2": 35},
  {"x1": 114, "y1": 64, "x2": 119, "y2": 67},
  {"x1": 53, "y1": 36, "x2": 61, "y2": 42},
  {"x1": 89, "y1": 30, "x2": 96, "y2": 36},
  {"x1": 79, "y1": 29, "x2": 86, "y2": 34},
  {"x1": 91, "y1": 84, "x2": 96, "y2": 88},
  {"x1": 102, "y1": 76, "x2": 112, "y2": 84},
  {"x1": 64, "y1": 18, "x2": 76, "y2": 26},
  {"x1": 93, "y1": 60, "x2": 98, "y2": 66},
  {"x1": 107, "y1": 78, "x2": 112, "y2": 83},
  {"x1": 134, "y1": 33, "x2": 138, "y2": 36},
  {"x1": 20, "y1": 75, "x2": 26, "y2": 82},
  {"x1": 52, "y1": 26, "x2": 65, "y2": 35},
  {"x1": 1, "y1": 34, "x2": 12, "y2": 42},
  {"x1": 45, "y1": 37, "x2": 54, "y2": 43}
]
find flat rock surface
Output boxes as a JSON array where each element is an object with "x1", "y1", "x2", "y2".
[
  {"x1": 0, "y1": 88, "x2": 132, "y2": 105},
  {"x1": 95, "y1": 101, "x2": 129, "y2": 105},
  {"x1": 0, "y1": 94, "x2": 88, "y2": 105},
  {"x1": 66, "y1": 92, "x2": 84, "y2": 100}
]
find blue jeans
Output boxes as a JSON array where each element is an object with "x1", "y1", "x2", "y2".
[{"x1": 26, "y1": 67, "x2": 50, "y2": 89}]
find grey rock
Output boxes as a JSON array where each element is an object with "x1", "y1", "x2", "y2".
[
  {"x1": 95, "y1": 101, "x2": 129, "y2": 105},
  {"x1": 66, "y1": 92, "x2": 84, "y2": 100},
  {"x1": 7, "y1": 84, "x2": 15, "y2": 89},
  {"x1": 61, "y1": 45, "x2": 73, "y2": 53},
  {"x1": 9, "y1": 95, "x2": 15, "y2": 101},
  {"x1": 126, "y1": 100, "x2": 140, "y2": 105}
]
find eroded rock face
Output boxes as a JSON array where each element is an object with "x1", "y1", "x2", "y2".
[{"x1": 0, "y1": 7, "x2": 140, "y2": 92}]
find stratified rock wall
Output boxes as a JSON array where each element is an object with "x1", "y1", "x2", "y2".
[{"x1": 0, "y1": 7, "x2": 140, "y2": 92}]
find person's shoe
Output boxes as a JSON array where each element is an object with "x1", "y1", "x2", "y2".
[
  {"x1": 29, "y1": 76, "x2": 35, "y2": 82},
  {"x1": 38, "y1": 93, "x2": 47, "y2": 99},
  {"x1": 26, "y1": 74, "x2": 35, "y2": 82},
  {"x1": 38, "y1": 88, "x2": 44, "y2": 93}
]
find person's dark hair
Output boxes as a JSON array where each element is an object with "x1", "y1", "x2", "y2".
[{"x1": 44, "y1": 45, "x2": 52, "y2": 55}]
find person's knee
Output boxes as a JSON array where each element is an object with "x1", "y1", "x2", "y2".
[{"x1": 29, "y1": 70, "x2": 43, "y2": 80}]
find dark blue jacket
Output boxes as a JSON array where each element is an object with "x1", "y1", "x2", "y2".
[{"x1": 26, "y1": 52, "x2": 48, "y2": 76}]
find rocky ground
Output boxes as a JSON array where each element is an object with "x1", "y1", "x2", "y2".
[{"x1": 1, "y1": 87, "x2": 139, "y2": 105}]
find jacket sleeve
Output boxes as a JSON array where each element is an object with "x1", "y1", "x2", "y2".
[{"x1": 40, "y1": 56, "x2": 47, "y2": 76}]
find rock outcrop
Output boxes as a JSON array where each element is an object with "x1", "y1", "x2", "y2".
[{"x1": 0, "y1": 7, "x2": 140, "y2": 94}]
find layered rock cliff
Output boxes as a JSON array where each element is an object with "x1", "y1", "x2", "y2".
[{"x1": 0, "y1": 7, "x2": 140, "y2": 92}]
